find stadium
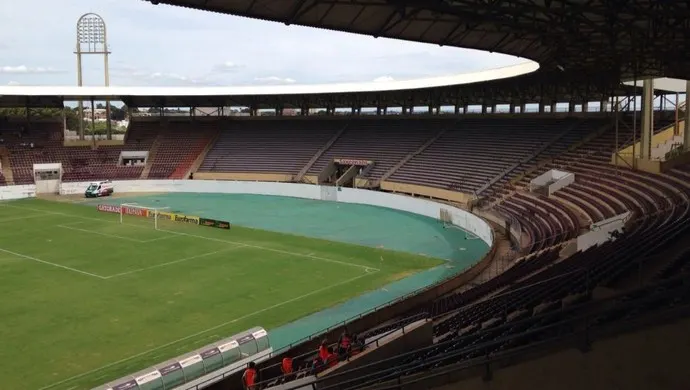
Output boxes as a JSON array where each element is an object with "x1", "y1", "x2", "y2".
[{"x1": 0, "y1": 1, "x2": 689, "y2": 390}]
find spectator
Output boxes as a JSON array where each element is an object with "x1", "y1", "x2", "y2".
[
  {"x1": 310, "y1": 356, "x2": 323, "y2": 374},
  {"x1": 281, "y1": 356, "x2": 293, "y2": 381},
  {"x1": 318, "y1": 340, "x2": 329, "y2": 362},
  {"x1": 338, "y1": 330, "x2": 352, "y2": 358},
  {"x1": 242, "y1": 361, "x2": 257, "y2": 390},
  {"x1": 325, "y1": 347, "x2": 338, "y2": 368}
]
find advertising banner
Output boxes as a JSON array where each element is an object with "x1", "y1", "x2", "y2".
[
  {"x1": 97, "y1": 204, "x2": 120, "y2": 214},
  {"x1": 173, "y1": 214, "x2": 200, "y2": 225},
  {"x1": 97, "y1": 204, "x2": 150, "y2": 218},
  {"x1": 199, "y1": 217, "x2": 231, "y2": 230}
]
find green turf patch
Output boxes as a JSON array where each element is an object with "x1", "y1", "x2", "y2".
[{"x1": 0, "y1": 198, "x2": 442, "y2": 390}]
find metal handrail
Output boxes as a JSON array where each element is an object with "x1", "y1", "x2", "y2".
[{"x1": 274, "y1": 274, "x2": 690, "y2": 390}]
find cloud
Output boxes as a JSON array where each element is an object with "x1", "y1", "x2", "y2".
[
  {"x1": 254, "y1": 76, "x2": 296, "y2": 84},
  {"x1": 213, "y1": 61, "x2": 243, "y2": 73},
  {"x1": 0, "y1": 65, "x2": 64, "y2": 74},
  {"x1": 373, "y1": 76, "x2": 395, "y2": 82},
  {"x1": 7, "y1": 81, "x2": 20, "y2": 86}
]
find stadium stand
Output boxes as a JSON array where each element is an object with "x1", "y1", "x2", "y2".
[
  {"x1": 199, "y1": 120, "x2": 343, "y2": 175},
  {"x1": 146, "y1": 120, "x2": 219, "y2": 179},
  {"x1": 2, "y1": 111, "x2": 689, "y2": 390}
]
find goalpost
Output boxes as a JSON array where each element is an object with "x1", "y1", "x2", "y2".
[{"x1": 119, "y1": 203, "x2": 171, "y2": 230}]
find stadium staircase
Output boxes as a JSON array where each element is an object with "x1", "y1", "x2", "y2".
[
  {"x1": 0, "y1": 146, "x2": 14, "y2": 185},
  {"x1": 477, "y1": 120, "x2": 584, "y2": 196},
  {"x1": 295, "y1": 122, "x2": 349, "y2": 181},
  {"x1": 377, "y1": 125, "x2": 451, "y2": 186},
  {"x1": 140, "y1": 136, "x2": 161, "y2": 179},
  {"x1": 183, "y1": 128, "x2": 222, "y2": 179}
]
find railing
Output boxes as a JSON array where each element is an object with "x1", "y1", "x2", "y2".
[
  {"x1": 274, "y1": 273, "x2": 690, "y2": 390},
  {"x1": 253, "y1": 312, "x2": 429, "y2": 389},
  {"x1": 178, "y1": 241, "x2": 501, "y2": 389}
]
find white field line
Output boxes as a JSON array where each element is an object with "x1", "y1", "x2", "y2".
[
  {"x1": 57, "y1": 224, "x2": 148, "y2": 243},
  {"x1": 57, "y1": 221, "x2": 177, "y2": 243},
  {"x1": 0, "y1": 247, "x2": 107, "y2": 279},
  {"x1": 104, "y1": 246, "x2": 246, "y2": 279},
  {"x1": 157, "y1": 229, "x2": 381, "y2": 272},
  {"x1": 38, "y1": 270, "x2": 377, "y2": 390},
  {"x1": 1, "y1": 203, "x2": 380, "y2": 272},
  {"x1": 0, "y1": 213, "x2": 45, "y2": 223}
]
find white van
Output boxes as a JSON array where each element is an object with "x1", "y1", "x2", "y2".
[{"x1": 85, "y1": 180, "x2": 114, "y2": 198}]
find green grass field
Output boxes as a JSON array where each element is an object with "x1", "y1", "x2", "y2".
[{"x1": 0, "y1": 198, "x2": 442, "y2": 390}]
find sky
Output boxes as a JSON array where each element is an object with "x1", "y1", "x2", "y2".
[{"x1": 0, "y1": 0, "x2": 525, "y2": 88}]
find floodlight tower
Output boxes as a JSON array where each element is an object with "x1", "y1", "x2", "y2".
[{"x1": 75, "y1": 13, "x2": 112, "y2": 140}]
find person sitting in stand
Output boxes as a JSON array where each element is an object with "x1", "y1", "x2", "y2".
[
  {"x1": 280, "y1": 356, "x2": 293, "y2": 382},
  {"x1": 350, "y1": 333, "x2": 365, "y2": 356},
  {"x1": 318, "y1": 340, "x2": 329, "y2": 362},
  {"x1": 338, "y1": 330, "x2": 352, "y2": 359},
  {"x1": 242, "y1": 361, "x2": 258, "y2": 390},
  {"x1": 325, "y1": 346, "x2": 338, "y2": 368},
  {"x1": 310, "y1": 356, "x2": 323, "y2": 374}
]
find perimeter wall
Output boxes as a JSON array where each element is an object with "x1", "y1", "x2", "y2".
[{"x1": 0, "y1": 179, "x2": 493, "y2": 246}]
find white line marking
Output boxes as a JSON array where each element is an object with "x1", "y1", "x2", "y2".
[
  {"x1": 157, "y1": 228, "x2": 380, "y2": 272},
  {"x1": 38, "y1": 271, "x2": 376, "y2": 390},
  {"x1": 141, "y1": 235, "x2": 177, "y2": 243},
  {"x1": 57, "y1": 221, "x2": 177, "y2": 243},
  {"x1": 0, "y1": 247, "x2": 106, "y2": 279},
  {"x1": 0, "y1": 213, "x2": 44, "y2": 223},
  {"x1": 57, "y1": 224, "x2": 146, "y2": 243},
  {"x1": 1, "y1": 203, "x2": 380, "y2": 272},
  {"x1": 104, "y1": 246, "x2": 246, "y2": 279}
]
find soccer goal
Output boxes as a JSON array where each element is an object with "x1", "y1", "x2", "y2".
[
  {"x1": 442, "y1": 222, "x2": 481, "y2": 240},
  {"x1": 119, "y1": 203, "x2": 171, "y2": 230}
]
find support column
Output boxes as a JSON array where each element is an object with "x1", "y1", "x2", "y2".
[
  {"x1": 538, "y1": 102, "x2": 545, "y2": 113},
  {"x1": 685, "y1": 81, "x2": 690, "y2": 150},
  {"x1": 640, "y1": 79, "x2": 654, "y2": 160}
]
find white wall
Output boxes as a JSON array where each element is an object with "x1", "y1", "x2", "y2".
[
  {"x1": 529, "y1": 169, "x2": 575, "y2": 196},
  {"x1": 39, "y1": 180, "x2": 492, "y2": 247},
  {"x1": 576, "y1": 211, "x2": 631, "y2": 251}
]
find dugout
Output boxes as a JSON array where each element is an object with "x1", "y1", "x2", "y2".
[
  {"x1": 33, "y1": 163, "x2": 62, "y2": 194},
  {"x1": 92, "y1": 327, "x2": 271, "y2": 390}
]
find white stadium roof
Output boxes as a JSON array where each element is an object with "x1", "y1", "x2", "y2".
[{"x1": 0, "y1": 62, "x2": 538, "y2": 101}]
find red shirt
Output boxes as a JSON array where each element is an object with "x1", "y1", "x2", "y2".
[
  {"x1": 243, "y1": 368, "x2": 257, "y2": 386},
  {"x1": 326, "y1": 352, "x2": 338, "y2": 367},
  {"x1": 319, "y1": 345, "x2": 329, "y2": 361},
  {"x1": 281, "y1": 357, "x2": 293, "y2": 374}
]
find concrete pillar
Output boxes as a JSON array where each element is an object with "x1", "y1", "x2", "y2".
[
  {"x1": 685, "y1": 81, "x2": 690, "y2": 150},
  {"x1": 538, "y1": 102, "x2": 545, "y2": 113},
  {"x1": 640, "y1": 79, "x2": 654, "y2": 159},
  {"x1": 454, "y1": 105, "x2": 460, "y2": 115}
]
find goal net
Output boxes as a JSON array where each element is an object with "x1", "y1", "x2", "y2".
[{"x1": 120, "y1": 203, "x2": 171, "y2": 230}]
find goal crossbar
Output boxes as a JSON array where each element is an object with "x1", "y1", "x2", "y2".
[{"x1": 120, "y1": 203, "x2": 171, "y2": 230}]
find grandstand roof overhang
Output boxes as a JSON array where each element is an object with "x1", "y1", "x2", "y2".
[
  {"x1": 0, "y1": 62, "x2": 644, "y2": 109},
  {"x1": 146, "y1": 0, "x2": 690, "y2": 80}
]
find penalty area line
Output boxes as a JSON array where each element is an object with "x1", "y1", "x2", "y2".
[
  {"x1": 0, "y1": 247, "x2": 107, "y2": 279},
  {"x1": 103, "y1": 245, "x2": 247, "y2": 279},
  {"x1": 38, "y1": 269, "x2": 377, "y2": 390},
  {"x1": 0, "y1": 204, "x2": 381, "y2": 273}
]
